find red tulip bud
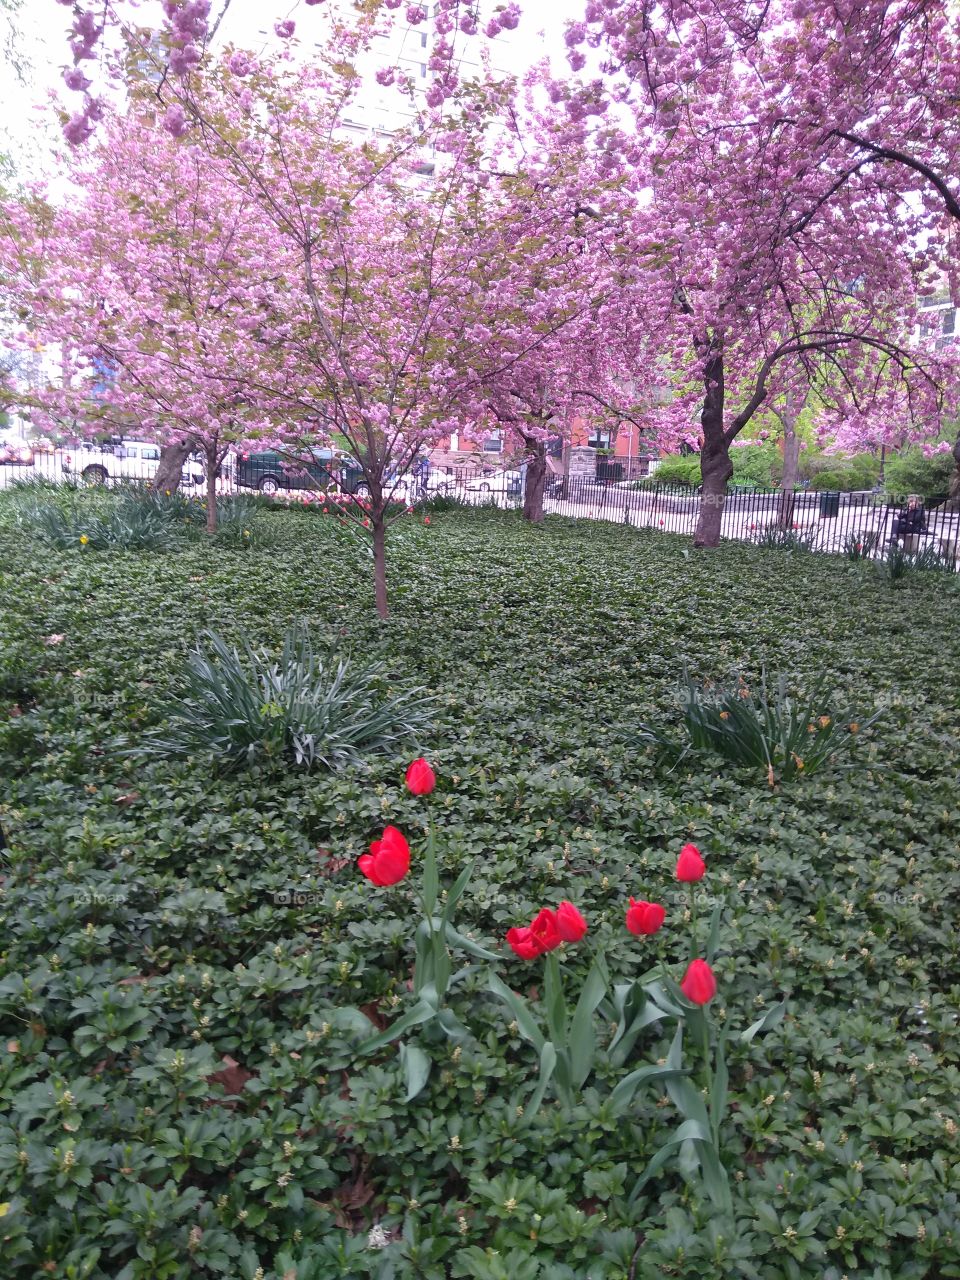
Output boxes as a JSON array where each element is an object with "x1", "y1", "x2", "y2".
[
  {"x1": 680, "y1": 958, "x2": 717, "y2": 1005},
  {"x1": 405, "y1": 758, "x2": 436, "y2": 796},
  {"x1": 676, "y1": 843, "x2": 706, "y2": 882}
]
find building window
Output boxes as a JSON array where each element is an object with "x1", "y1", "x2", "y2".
[
  {"x1": 419, "y1": 62, "x2": 427, "y2": 78},
  {"x1": 920, "y1": 305, "x2": 957, "y2": 342},
  {"x1": 587, "y1": 429, "x2": 612, "y2": 449},
  {"x1": 482, "y1": 433, "x2": 503, "y2": 453},
  {"x1": 420, "y1": 32, "x2": 427, "y2": 47}
]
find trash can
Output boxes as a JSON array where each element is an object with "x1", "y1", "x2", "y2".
[{"x1": 819, "y1": 491, "x2": 841, "y2": 519}]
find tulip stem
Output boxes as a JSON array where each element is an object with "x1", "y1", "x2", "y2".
[
  {"x1": 688, "y1": 884, "x2": 699, "y2": 960},
  {"x1": 656, "y1": 934, "x2": 669, "y2": 993},
  {"x1": 700, "y1": 1012, "x2": 716, "y2": 1142}
]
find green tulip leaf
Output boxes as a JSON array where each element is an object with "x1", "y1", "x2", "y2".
[
  {"x1": 444, "y1": 923, "x2": 499, "y2": 961},
  {"x1": 400, "y1": 1042, "x2": 432, "y2": 1102},
  {"x1": 740, "y1": 998, "x2": 788, "y2": 1043},
  {"x1": 628, "y1": 1118, "x2": 713, "y2": 1203},
  {"x1": 489, "y1": 973, "x2": 545, "y2": 1053},
  {"x1": 569, "y1": 958, "x2": 608, "y2": 1088},
  {"x1": 523, "y1": 1040, "x2": 558, "y2": 1125},
  {"x1": 358, "y1": 999, "x2": 436, "y2": 1054}
]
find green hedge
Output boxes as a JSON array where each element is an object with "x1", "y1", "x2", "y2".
[{"x1": 883, "y1": 445, "x2": 956, "y2": 501}]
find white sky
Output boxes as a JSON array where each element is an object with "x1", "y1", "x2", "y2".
[{"x1": 1, "y1": 0, "x2": 583, "y2": 180}]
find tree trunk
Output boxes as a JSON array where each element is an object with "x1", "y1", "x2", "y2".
[
  {"x1": 204, "y1": 443, "x2": 220, "y2": 533},
  {"x1": 372, "y1": 511, "x2": 388, "y2": 619},
  {"x1": 951, "y1": 431, "x2": 960, "y2": 499},
  {"x1": 522, "y1": 440, "x2": 547, "y2": 523},
  {"x1": 150, "y1": 440, "x2": 192, "y2": 494},
  {"x1": 776, "y1": 405, "x2": 801, "y2": 529},
  {"x1": 695, "y1": 441, "x2": 733, "y2": 546},
  {"x1": 693, "y1": 352, "x2": 732, "y2": 547}
]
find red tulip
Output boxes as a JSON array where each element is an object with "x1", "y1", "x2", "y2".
[
  {"x1": 625, "y1": 897, "x2": 666, "y2": 935},
  {"x1": 556, "y1": 900, "x2": 588, "y2": 942},
  {"x1": 405, "y1": 758, "x2": 436, "y2": 796},
  {"x1": 506, "y1": 925, "x2": 543, "y2": 960},
  {"x1": 676, "y1": 843, "x2": 706, "y2": 882},
  {"x1": 529, "y1": 907, "x2": 562, "y2": 953},
  {"x1": 424, "y1": 515, "x2": 431, "y2": 525},
  {"x1": 680, "y1": 958, "x2": 717, "y2": 1005},
  {"x1": 358, "y1": 825, "x2": 410, "y2": 886}
]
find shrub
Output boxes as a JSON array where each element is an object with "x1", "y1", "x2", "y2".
[
  {"x1": 141, "y1": 622, "x2": 433, "y2": 771},
  {"x1": 883, "y1": 445, "x2": 956, "y2": 501},
  {"x1": 646, "y1": 455, "x2": 702, "y2": 487},
  {"x1": 730, "y1": 441, "x2": 783, "y2": 488},
  {"x1": 639, "y1": 668, "x2": 879, "y2": 784},
  {"x1": 804, "y1": 452, "x2": 880, "y2": 491}
]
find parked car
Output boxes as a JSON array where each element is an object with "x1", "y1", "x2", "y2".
[
  {"x1": 0, "y1": 431, "x2": 35, "y2": 466},
  {"x1": 61, "y1": 439, "x2": 204, "y2": 487},
  {"x1": 235, "y1": 448, "x2": 370, "y2": 497},
  {"x1": 462, "y1": 468, "x2": 522, "y2": 495}
]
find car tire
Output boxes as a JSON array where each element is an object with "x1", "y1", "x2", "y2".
[
  {"x1": 354, "y1": 482, "x2": 369, "y2": 496},
  {"x1": 82, "y1": 465, "x2": 108, "y2": 485},
  {"x1": 258, "y1": 476, "x2": 280, "y2": 495},
  {"x1": 479, "y1": 483, "x2": 492, "y2": 493}
]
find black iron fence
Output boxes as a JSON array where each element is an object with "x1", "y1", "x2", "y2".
[
  {"x1": 3, "y1": 448, "x2": 957, "y2": 571},
  {"x1": 543, "y1": 476, "x2": 959, "y2": 567}
]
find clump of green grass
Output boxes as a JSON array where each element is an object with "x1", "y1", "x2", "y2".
[
  {"x1": 748, "y1": 525, "x2": 817, "y2": 552},
  {"x1": 15, "y1": 497, "x2": 176, "y2": 550},
  {"x1": 639, "y1": 668, "x2": 880, "y2": 784},
  {"x1": 141, "y1": 622, "x2": 433, "y2": 772}
]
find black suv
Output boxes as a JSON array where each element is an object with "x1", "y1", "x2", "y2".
[{"x1": 235, "y1": 450, "x2": 368, "y2": 496}]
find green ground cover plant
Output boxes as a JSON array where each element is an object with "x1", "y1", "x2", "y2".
[{"x1": 0, "y1": 494, "x2": 958, "y2": 1279}]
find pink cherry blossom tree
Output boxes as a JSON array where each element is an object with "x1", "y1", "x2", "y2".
[
  {"x1": 113, "y1": 54, "x2": 610, "y2": 612},
  {"x1": 558, "y1": 0, "x2": 960, "y2": 544},
  {"x1": 439, "y1": 121, "x2": 655, "y2": 523},
  {"x1": 1, "y1": 102, "x2": 291, "y2": 530},
  {"x1": 49, "y1": 0, "x2": 509, "y2": 147}
]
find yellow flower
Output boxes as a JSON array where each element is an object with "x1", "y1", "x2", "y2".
[
  {"x1": 79, "y1": 534, "x2": 89, "y2": 546},
  {"x1": 719, "y1": 710, "x2": 730, "y2": 720},
  {"x1": 0, "y1": 1202, "x2": 10, "y2": 1218},
  {"x1": 791, "y1": 753, "x2": 805, "y2": 771},
  {"x1": 242, "y1": 528, "x2": 250, "y2": 536},
  {"x1": 819, "y1": 715, "x2": 831, "y2": 728},
  {"x1": 849, "y1": 722, "x2": 859, "y2": 733}
]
